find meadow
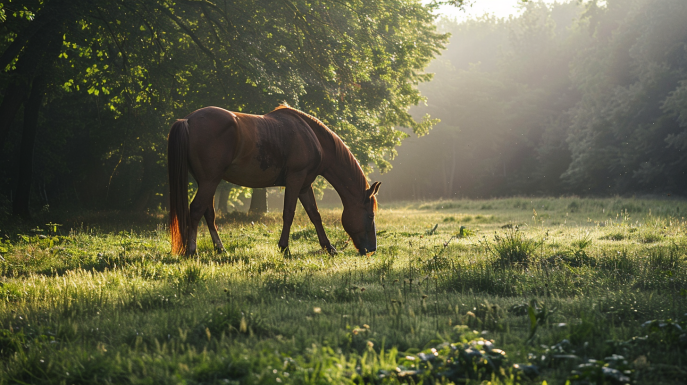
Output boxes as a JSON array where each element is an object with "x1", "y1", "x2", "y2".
[{"x1": 0, "y1": 197, "x2": 685, "y2": 384}]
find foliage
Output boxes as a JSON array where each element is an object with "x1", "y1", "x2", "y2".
[
  {"x1": 0, "y1": 0, "x2": 448, "y2": 213},
  {"x1": 567, "y1": 355, "x2": 633, "y2": 385},
  {"x1": 376, "y1": 0, "x2": 687, "y2": 200},
  {"x1": 525, "y1": 299, "x2": 557, "y2": 343},
  {"x1": 485, "y1": 227, "x2": 542, "y2": 268}
]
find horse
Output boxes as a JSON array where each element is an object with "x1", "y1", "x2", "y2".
[{"x1": 167, "y1": 105, "x2": 381, "y2": 256}]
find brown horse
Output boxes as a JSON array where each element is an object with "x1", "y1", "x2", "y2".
[{"x1": 167, "y1": 105, "x2": 381, "y2": 256}]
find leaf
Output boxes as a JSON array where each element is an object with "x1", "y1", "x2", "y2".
[{"x1": 528, "y1": 305, "x2": 537, "y2": 332}]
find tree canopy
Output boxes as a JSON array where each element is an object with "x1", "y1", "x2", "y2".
[
  {"x1": 376, "y1": 0, "x2": 687, "y2": 200},
  {"x1": 0, "y1": 0, "x2": 449, "y2": 216}
]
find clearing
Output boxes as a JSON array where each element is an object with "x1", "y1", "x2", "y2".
[{"x1": 0, "y1": 197, "x2": 685, "y2": 384}]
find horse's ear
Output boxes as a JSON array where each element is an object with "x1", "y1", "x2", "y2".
[{"x1": 366, "y1": 181, "x2": 381, "y2": 200}]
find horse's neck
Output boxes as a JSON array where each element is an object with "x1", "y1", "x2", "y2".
[{"x1": 322, "y1": 154, "x2": 366, "y2": 208}]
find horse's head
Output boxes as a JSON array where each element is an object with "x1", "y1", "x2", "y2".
[{"x1": 342, "y1": 182, "x2": 381, "y2": 255}]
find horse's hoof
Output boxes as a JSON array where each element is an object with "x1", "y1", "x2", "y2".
[
  {"x1": 215, "y1": 247, "x2": 227, "y2": 254},
  {"x1": 324, "y1": 246, "x2": 338, "y2": 255}
]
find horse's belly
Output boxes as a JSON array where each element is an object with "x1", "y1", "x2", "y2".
[{"x1": 223, "y1": 163, "x2": 284, "y2": 188}]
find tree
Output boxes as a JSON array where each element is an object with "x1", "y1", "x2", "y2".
[
  {"x1": 375, "y1": 0, "x2": 687, "y2": 200},
  {"x1": 375, "y1": 2, "x2": 584, "y2": 199},
  {"x1": 563, "y1": 0, "x2": 687, "y2": 194},
  {"x1": 0, "y1": 0, "x2": 449, "y2": 217}
]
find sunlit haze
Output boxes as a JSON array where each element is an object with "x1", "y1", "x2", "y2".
[{"x1": 434, "y1": 0, "x2": 563, "y2": 21}]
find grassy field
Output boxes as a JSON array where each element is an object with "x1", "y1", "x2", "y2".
[{"x1": 0, "y1": 197, "x2": 686, "y2": 384}]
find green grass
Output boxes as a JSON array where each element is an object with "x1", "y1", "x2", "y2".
[{"x1": 0, "y1": 196, "x2": 686, "y2": 384}]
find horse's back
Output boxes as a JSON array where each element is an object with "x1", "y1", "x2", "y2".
[{"x1": 184, "y1": 106, "x2": 323, "y2": 188}]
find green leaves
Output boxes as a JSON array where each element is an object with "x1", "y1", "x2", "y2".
[
  {"x1": 525, "y1": 299, "x2": 557, "y2": 344},
  {"x1": 1, "y1": 0, "x2": 447, "y2": 209}
]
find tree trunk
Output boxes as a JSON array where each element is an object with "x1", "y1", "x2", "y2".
[
  {"x1": 0, "y1": 81, "x2": 29, "y2": 150},
  {"x1": 0, "y1": 1, "x2": 70, "y2": 150},
  {"x1": 0, "y1": 12, "x2": 64, "y2": 150},
  {"x1": 132, "y1": 150, "x2": 157, "y2": 211},
  {"x1": 9, "y1": 27, "x2": 64, "y2": 218},
  {"x1": 13, "y1": 75, "x2": 47, "y2": 219},
  {"x1": 448, "y1": 139, "x2": 457, "y2": 197},
  {"x1": 249, "y1": 188, "x2": 267, "y2": 214},
  {"x1": 216, "y1": 183, "x2": 231, "y2": 214}
]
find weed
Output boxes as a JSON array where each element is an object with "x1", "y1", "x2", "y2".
[
  {"x1": 0, "y1": 197, "x2": 685, "y2": 384},
  {"x1": 604, "y1": 232, "x2": 626, "y2": 241},
  {"x1": 612, "y1": 200, "x2": 644, "y2": 214},
  {"x1": 457, "y1": 225, "x2": 473, "y2": 238},
  {"x1": 372, "y1": 256, "x2": 394, "y2": 277},
  {"x1": 485, "y1": 228, "x2": 541, "y2": 268},
  {"x1": 180, "y1": 262, "x2": 205, "y2": 285},
  {"x1": 525, "y1": 299, "x2": 557, "y2": 343},
  {"x1": 639, "y1": 231, "x2": 663, "y2": 244},
  {"x1": 568, "y1": 201, "x2": 581, "y2": 213}
]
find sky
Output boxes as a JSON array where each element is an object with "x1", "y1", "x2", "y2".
[{"x1": 434, "y1": 0, "x2": 562, "y2": 21}]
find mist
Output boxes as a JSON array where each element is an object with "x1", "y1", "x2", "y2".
[{"x1": 371, "y1": 0, "x2": 687, "y2": 201}]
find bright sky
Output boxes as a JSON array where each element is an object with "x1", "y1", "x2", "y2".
[{"x1": 434, "y1": 0, "x2": 561, "y2": 21}]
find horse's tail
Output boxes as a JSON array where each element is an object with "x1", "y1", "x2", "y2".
[{"x1": 168, "y1": 119, "x2": 190, "y2": 255}]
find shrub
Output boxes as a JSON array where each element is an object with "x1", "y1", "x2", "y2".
[
  {"x1": 485, "y1": 229, "x2": 541, "y2": 268},
  {"x1": 603, "y1": 232, "x2": 625, "y2": 241}
]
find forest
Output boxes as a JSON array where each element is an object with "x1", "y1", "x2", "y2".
[
  {"x1": 2, "y1": 0, "x2": 686, "y2": 218},
  {"x1": 377, "y1": 0, "x2": 687, "y2": 200},
  {"x1": 0, "y1": 0, "x2": 445, "y2": 218}
]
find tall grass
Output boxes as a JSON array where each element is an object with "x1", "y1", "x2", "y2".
[{"x1": 0, "y1": 197, "x2": 685, "y2": 384}]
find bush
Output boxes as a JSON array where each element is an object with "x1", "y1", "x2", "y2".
[{"x1": 485, "y1": 229, "x2": 541, "y2": 268}]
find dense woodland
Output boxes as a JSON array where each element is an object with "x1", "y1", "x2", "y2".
[
  {"x1": 377, "y1": 0, "x2": 687, "y2": 200},
  {"x1": 1, "y1": 0, "x2": 687, "y2": 218},
  {"x1": 0, "y1": 0, "x2": 448, "y2": 218}
]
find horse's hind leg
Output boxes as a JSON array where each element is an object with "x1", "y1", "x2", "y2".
[
  {"x1": 204, "y1": 202, "x2": 225, "y2": 253},
  {"x1": 187, "y1": 180, "x2": 221, "y2": 255}
]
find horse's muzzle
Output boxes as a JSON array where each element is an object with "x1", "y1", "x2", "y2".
[{"x1": 358, "y1": 245, "x2": 377, "y2": 256}]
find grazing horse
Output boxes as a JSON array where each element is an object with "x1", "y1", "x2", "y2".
[{"x1": 167, "y1": 105, "x2": 381, "y2": 256}]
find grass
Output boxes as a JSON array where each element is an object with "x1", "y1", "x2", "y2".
[{"x1": 0, "y1": 196, "x2": 685, "y2": 384}]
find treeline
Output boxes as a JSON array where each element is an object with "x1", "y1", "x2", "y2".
[
  {"x1": 376, "y1": 0, "x2": 687, "y2": 200},
  {"x1": 0, "y1": 0, "x2": 448, "y2": 218}
]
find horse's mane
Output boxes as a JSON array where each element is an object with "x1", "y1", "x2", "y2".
[{"x1": 272, "y1": 105, "x2": 376, "y2": 210}]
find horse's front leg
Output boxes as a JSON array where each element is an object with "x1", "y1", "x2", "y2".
[
  {"x1": 278, "y1": 171, "x2": 308, "y2": 251},
  {"x1": 299, "y1": 186, "x2": 336, "y2": 255}
]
